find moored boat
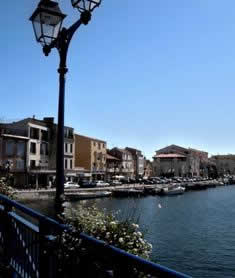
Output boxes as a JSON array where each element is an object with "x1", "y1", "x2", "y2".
[
  {"x1": 159, "y1": 186, "x2": 185, "y2": 196},
  {"x1": 65, "y1": 191, "x2": 111, "y2": 201}
]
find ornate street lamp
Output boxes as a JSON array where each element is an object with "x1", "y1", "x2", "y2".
[
  {"x1": 29, "y1": 0, "x2": 102, "y2": 205},
  {"x1": 71, "y1": 0, "x2": 101, "y2": 13},
  {"x1": 30, "y1": 0, "x2": 66, "y2": 46}
]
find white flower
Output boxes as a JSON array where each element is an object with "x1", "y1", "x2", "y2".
[
  {"x1": 119, "y1": 237, "x2": 124, "y2": 244},
  {"x1": 137, "y1": 231, "x2": 142, "y2": 237},
  {"x1": 132, "y1": 223, "x2": 139, "y2": 229}
]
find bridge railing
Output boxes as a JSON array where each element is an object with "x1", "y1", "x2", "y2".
[{"x1": 0, "y1": 194, "x2": 192, "y2": 278}]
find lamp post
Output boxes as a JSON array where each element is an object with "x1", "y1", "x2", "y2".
[{"x1": 30, "y1": 0, "x2": 102, "y2": 205}]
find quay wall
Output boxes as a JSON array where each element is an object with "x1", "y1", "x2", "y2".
[{"x1": 14, "y1": 184, "x2": 143, "y2": 200}]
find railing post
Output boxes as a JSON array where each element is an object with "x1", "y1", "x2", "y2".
[
  {"x1": 2, "y1": 203, "x2": 13, "y2": 276},
  {"x1": 39, "y1": 219, "x2": 55, "y2": 278}
]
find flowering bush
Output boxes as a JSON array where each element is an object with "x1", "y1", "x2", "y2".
[
  {"x1": 0, "y1": 177, "x2": 15, "y2": 199},
  {"x1": 63, "y1": 205, "x2": 152, "y2": 259}
]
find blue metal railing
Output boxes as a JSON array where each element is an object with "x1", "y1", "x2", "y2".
[{"x1": 0, "y1": 194, "x2": 192, "y2": 278}]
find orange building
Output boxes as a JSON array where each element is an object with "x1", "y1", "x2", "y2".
[{"x1": 74, "y1": 134, "x2": 107, "y2": 180}]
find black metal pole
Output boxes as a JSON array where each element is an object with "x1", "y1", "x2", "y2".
[
  {"x1": 55, "y1": 66, "x2": 67, "y2": 203},
  {"x1": 41, "y1": 12, "x2": 91, "y2": 207},
  {"x1": 54, "y1": 27, "x2": 69, "y2": 205}
]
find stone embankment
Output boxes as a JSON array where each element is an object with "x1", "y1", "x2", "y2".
[
  {"x1": 14, "y1": 179, "x2": 230, "y2": 200},
  {"x1": 14, "y1": 184, "x2": 144, "y2": 200}
]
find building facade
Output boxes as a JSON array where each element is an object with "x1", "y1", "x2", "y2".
[
  {"x1": 210, "y1": 155, "x2": 235, "y2": 176},
  {"x1": 106, "y1": 152, "x2": 121, "y2": 181},
  {"x1": 125, "y1": 147, "x2": 145, "y2": 179},
  {"x1": 0, "y1": 117, "x2": 76, "y2": 187},
  {"x1": 74, "y1": 134, "x2": 107, "y2": 180},
  {"x1": 0, "y1": 125, "x2": 28, "y2": 187},
  {"x1": 144, "y1": 159, "x2": 153, "y2": 178},
  {"x1": 152, "y1": 144, "x2": 208, "y2": 177},
  {"x1": 109, "y1": 148, "x2": 134, "y2": 179}
]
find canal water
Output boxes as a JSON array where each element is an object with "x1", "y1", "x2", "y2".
[{"x1": 23, "y1": 185, "x2": 235, "y2": 278}]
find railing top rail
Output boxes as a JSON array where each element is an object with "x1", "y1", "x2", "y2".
[
  {"x1": 0, "y1": 194, "x2": 67, "y2": 231},
  {"x1": 80, "y1": 233, "x2": 192, "y2": 278}
]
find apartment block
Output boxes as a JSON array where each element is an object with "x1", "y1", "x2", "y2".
[
  {"x1": 0, "y1": 117, "x2": 76, "y2": 187},
  {"x1": 0, "y1": 124, "x2": 28, "y2": 186},
  {"x1": 74, "y1": 134, "x2": 107, "y2": 180},
  {"x1": 109, "y1": 148, "x2": 134, "y2": 179},
  {"x1": 125, "y1": 147, "x2": 145, "y2": 179}
]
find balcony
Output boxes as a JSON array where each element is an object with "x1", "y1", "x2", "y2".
[
  {"x1": 1, "y1": 128, "x2": 28, "y2": 138},
  {"x1": 28, "y1": 165, "x2": 54, "y2": 174}
]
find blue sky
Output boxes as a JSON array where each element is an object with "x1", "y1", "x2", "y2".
[{"x1": 1, "y1": 0, "x2": 235, "y2": 159}]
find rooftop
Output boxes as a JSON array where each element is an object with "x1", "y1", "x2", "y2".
[
  {"x1": 154, "y1": 153, "x2": 186, "y2": 158},
  {"x1": 75, "y1": 133, "x2": 106, "y2": 144},
  {"x1": 106, "y1": 154, "x2": 120, "y2": 160}
]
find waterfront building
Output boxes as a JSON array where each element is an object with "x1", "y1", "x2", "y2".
[
  {"x1": 125, "y1": 147, "x2": 145, "y2": 179},
  {"x1": 210, "y1": 154, "x2": 235, "y2": 176},
  {"x1": 106, "y1": 152, "x2": 122, "y2": 181},
  {"x1": 0, "y1": 124, "x2": 28, "y2": 186},
  {"x1": 152, "y1": 144, "x2": 208, "y2": 177},
  {"x1": 74, "y1": 134, "x2": 107, "y2": 181},
  {"x1": 144, "y1": 159, "x2": 153, "y2": 178},
  {"x1": 0, "y1": 117, "x2": 76, "y2": 187},
  {"x1": 109, "y1": 148, "x2": 134, "y2": 179}
]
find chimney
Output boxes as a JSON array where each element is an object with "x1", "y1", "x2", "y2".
[{"x1": 43, "y1": 117, "x2": 54, "y2": 124}]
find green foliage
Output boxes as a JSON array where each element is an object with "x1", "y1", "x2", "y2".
[{"x1": 64, "y1": 205, "x2": 152, "y2": 259}]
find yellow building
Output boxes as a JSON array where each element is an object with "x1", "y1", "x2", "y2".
[{"x1": 74, "y1": 134, "x2": 107, "y2": 180}]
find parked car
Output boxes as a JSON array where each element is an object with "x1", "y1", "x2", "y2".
[
  {"x1": 80, "y1": 181, "x2": 96, "y2": 188},
  {"x1": 111, "y1": 180, "x2": 122, "y2": 186},
  {"x1": 95, "y1": 181, "x2": 110, "y2": 187},
  {"x1": 64, "y1": 181, "x2": 80, "y2": 189}
]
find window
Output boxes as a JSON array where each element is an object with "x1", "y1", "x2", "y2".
[
  {"x1": 70, "y1": 159, "x2": 73, "y2": 169},
  {"x1": 30, "y1": 160, "x2": 36, "y2": 168},
  {"x1": 98, "y1": 143, "x2": 101, "y2": 150},
  {"x1": 64, "y1": 129, "x2": 68, "y2": 138},
  {"x1": 93, "y1": 141, "x2": 96, "y2": 147},
  {"x1": 103, "y1": 143, "x2": 105, "y2": 148},
  {"x1": 70, "y1": 144, "x2": 73, "y2": 153},
  {"x1": 65, "y1": 159, "x2": 68, "y2": 169},
  {"x1": 40, "y1": 143, "x2": 48, "y2": 155},
  {"x1": 64, "y1": 128, "x2": 73, "y2": 139},
  {"x1": 6, "y1": 141, "x2": 14, "y2": 156},
  {"x1": 30, "y1": 142, "x2": 36, "y2": 154},
  {"x1": 16, "y1": 159, "x2": 24, "y2": 169},
  {"x1": 68, "y1": 129, "x2": 73, "y2": 139},
  {"x1": 65, "y1": 143, "x2": 68, "y2": 153},
  {"x1": 30, "y1": 127, "x2": 39, "y2": 139},
  {"x1": 41, "y1": 130, "x2": 48, "y2": 141},
  {"x1": 17, "y1": 141, "x2": 25, "y2": 156}
]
